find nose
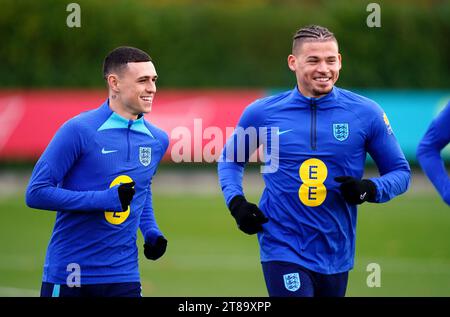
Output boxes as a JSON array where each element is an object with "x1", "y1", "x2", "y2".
[
  {"x1": 316, "y1": 60, "x2": 328, "y2": 73},
  {"x1": 146, "y1": 81, "x2": 156, "y2": 93}
]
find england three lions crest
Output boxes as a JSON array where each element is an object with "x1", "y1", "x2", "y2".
[
  {"x1": 283, "y1": 273, "x2": 301, "y2": 292},
  {"x1": 333, "y1": 123, "x2": 349, "y2": 141},
  {"x1": 139, "y1": 147, "x2": 152, "y2": 166}
]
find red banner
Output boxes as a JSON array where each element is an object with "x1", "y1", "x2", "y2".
[{"x1": 0, "y1": 90, "x2": 264, "y2": 161}]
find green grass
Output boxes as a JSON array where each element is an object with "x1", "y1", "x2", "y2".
[{"x1": 0, "y1": 191, "x2": 449, "y2": 296}]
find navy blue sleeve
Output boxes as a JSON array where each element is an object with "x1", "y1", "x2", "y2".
[
  {"x1": 25, "y1": 120, "x2": 123, "y2": 212},
  {"x1": 417, "y1": 102, "x2": 450, "y2": 205},
  {"x1": 139, "y1": 181, "x2": 164, "y2": 244},
  {"x1": 156, "y1": 129, "x2": 170, "y2": 164},
  {"x1": 218, "y1": 101, "x2": 265, "y2": 206},
  {"x1": 147, "y1": 125, "x2": 169, "y2": 175},
  {"x1": 366, "y1": 106, "x2": 411, "y2": 203},
  {"x1": 139, "y1": 127, "x2": 169, "y2": 242}
]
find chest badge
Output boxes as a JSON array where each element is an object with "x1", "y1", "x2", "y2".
[
  {"x1": 333, "y1": 123, "x2": 349, "y2": 141},
  {"x1": 139, "y1": 147, "x2": 152, "y2": 166}
]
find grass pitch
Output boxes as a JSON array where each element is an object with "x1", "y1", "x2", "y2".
[{"x1": 0, "y1": 187, "x2": 449, "y2": 296}]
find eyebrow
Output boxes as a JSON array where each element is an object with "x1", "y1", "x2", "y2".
[
  {"x1": 137, "y1": 75, "x2": 158, "y2": 80},
  {"x1": 306, "y1": 56, "x2": 337, "y2": 60}
]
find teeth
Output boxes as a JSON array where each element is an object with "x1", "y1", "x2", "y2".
[
  {"x1": 315, "y1": 78, "x2": 329, "y2": 82},
  {"x1": 141, "y1": 97, "x2": 152, "y2": 101}
]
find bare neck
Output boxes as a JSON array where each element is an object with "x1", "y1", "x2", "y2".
[{"x1": 108, "y1": 95, "x2": 138, "y2": 120}]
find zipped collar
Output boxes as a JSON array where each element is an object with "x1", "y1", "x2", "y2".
[{"x1": 98, "y1": 99, "x2": 154, "y2": 138}]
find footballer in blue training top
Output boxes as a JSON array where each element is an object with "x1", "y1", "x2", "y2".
[
  {"x1": 26, "y1": 47, "x2": 169, "y2": 297},
  {"x1": 417, "y1": 101, "x2": 450, "y2": 206},
  {"x1": 218, "y1": 25, "x2": 411, "y2": 297}
]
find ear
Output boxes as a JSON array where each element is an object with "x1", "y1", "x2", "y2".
[
  {"x1": 287, "y1": 54, "x2": 297, "y2": 72},
  {"x1": 107, "y1": 74, "x2": 120, "y2": 94},
  {"x1": 338, "y1": 53, "x2": 342, "y2": 70}
]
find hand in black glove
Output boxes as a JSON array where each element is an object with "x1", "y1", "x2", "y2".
[
  {"x1": 118, "y1": 181, "x2": 135, "y2": 211},
  {"x1": 144, "y1": 236, "x2": 167, "y2": 260},
  {"x1": 228, "y1": 195, "x2": 269, "y2": 235},
  {"x1": 334, "y1": 176, "x2": 376, "y2": 205}
]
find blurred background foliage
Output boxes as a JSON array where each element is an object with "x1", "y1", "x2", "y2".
[{"x1": 1, "y1": 0, "x2": 449, "y2": 89}]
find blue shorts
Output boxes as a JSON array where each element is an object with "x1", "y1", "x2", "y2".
[
  {"x1": 262, "y1": 261, "x2": 348, "y2": 297},
  {"x1": 40, "y1": 282, "x2": 142, "y2": 297}
]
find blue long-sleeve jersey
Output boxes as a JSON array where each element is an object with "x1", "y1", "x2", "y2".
[
  {"x1": 417, "y1": 101, "x2": 450, "y2": 206},
  {"x1": 218, "y1": 86, "x2": 410, "y2": 274},
  {"x1": 26, "y1": 99, "x2": 169, "y2": 284}
]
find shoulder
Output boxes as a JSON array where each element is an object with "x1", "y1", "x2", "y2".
[
  {"x1": 65, "y1": 104, "x2": 110, "y2": 133},
  {"x1": 335, "y1": 87, "x2": 387, "y2": 127},
  {"x1": 247, "y1": 90, "x2": 292, "y2": 111},
  {"x1": 240, "y1": 90, "x2": 292, "y2": 124},
  {"x1": 336, "y1": 87, "x2": 382, "y2": 113},
  {"x1": 144, "y1": 120, "x2": 169, "y2": 150},
  {"x1": 57, "y1": 107, "x2": 103, "y2": 139},
  {"x1": 336, "y1": 88, "x2": 395, "y2": 137},
  {"x1": 438, "y1": 101, "x2": 450, "y2": 119},
  {"x1": 426, "y1": 101, "x2": 450, "y2": 136}
]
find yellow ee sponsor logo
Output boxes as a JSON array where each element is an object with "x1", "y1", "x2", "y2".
[
  {"x1": 105, "y1": 175, "x2": 133, "y2": 225},
  {"x1": 298, "y1": 158, "x2": 328, "y2": 207}
]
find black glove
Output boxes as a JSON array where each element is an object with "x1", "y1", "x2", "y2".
[
  {"x1": 334, "y1": 176, "x2": 376, "y2": 205},
  {"x1": 118, "y1": 181, "x2": 135, "y2": 211},
  {"x1": 228, "y1": 195, "x2": 268, "y2": 235},
  {"x1": 144, "y1": 236, "x2": 167, "y2": 260}
]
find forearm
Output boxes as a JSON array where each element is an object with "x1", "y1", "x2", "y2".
[
  {"x1": 140, "y1": 216, "x2": 163, "y2": 244},
  {"x1": 26, "y1": 186, "x2": 122, "y2": 211},
  {"x1": 25, "y1": 161, "x2": 122, "y2": 212},
  {"x1": 367, "y1": 110, "x2": 411, "y2": 203},
  {"x1": 369, "y1": 168, "x2": 411, "y2": 203},
  {"x1": 139, "y1": 189, "x2": 163, "y2": 244},
  {"x1": 218, "y1": 161, "x2": 245, "y2": 207},
  {"x1": 417, "y1": 145, "x2": 450, "y2": 205},
  {"x1": 417, "y1": 107, "x2": 450, "y2": 205},
  {"x1": 217, "y1": 102, "x2": 264, "y2": 206},
  {"x1": 26, "y1": 183, "x2": 122, "y2": 212}
]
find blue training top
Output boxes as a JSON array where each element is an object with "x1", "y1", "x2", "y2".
[
  {"x1": 26, "y1": 99, "x2": 169, "y2": 284},
  {"x1": 218, "y1": 86, "x2": 411, "y2": 274}
]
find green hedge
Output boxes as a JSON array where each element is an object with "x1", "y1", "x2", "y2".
[{"x1": 1, "y1": 0, "x2": 449, "y2": 88}]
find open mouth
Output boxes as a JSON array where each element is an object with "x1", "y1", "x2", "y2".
[
  {"x1": 313, "y1": 77, "x2": 331, "y2": 83},
  {"x1": 140, "y1": 96, "x2": 153, "y2": 103}
]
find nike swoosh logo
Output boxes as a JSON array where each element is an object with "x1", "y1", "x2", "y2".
[
  {"x1": 277, "y1": 129, "x2": 293, "y2": 136},
  {"x1": 102, "y1": 148, "x2": 118, "y2": 154},
  {"x1": 360, "y1": 192, "x2": 367, "y2": 200}
]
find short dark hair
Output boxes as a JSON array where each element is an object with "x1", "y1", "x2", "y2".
[
  {"x1": 103, "y1": 46, "x2": 152, "y2": 80},
  {"x1": 292, "y1": 25, "x2": 337, "y2": 54}
]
